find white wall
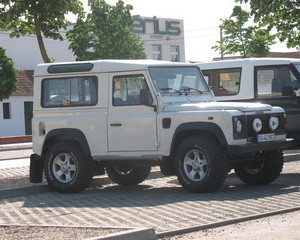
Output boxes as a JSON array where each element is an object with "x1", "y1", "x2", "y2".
[
  {"x1": 0, "y1": 31, "x2": 75, "y2": 70},
  {"x1": 0, "y1": 96, "x2": 33, "y2": 137}
]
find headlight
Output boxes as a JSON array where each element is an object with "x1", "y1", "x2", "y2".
[
  {"x1": 253, "y1": 118, "x2": 262, "y2": 133},
  {"x1": 233, "y1": 117, "x2": 243, "y2": 133},
  {"x1": 269, "y1": 116, "x2": 279, "y2": 131},
  {"x1": 236, "y1": 119, "x2": 243, "y2": 133}
]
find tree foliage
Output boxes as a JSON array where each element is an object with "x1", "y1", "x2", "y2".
[
  {"x1": 67, "y1": 0, "x2": 146, "y2": 61},
  {"x1": 0, "y1": 0, "x2": 83, "y2": 63},
  {"x1": 0, "y1": 47, "x2": 17, "y2": 101},
  {"x1": 236, "y1": 0, "x2": 300, "y2": 48},
  {"x1": 212, "y1": 6, "x2": 275, "y2": 58}
]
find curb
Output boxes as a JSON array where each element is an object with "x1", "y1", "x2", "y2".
[
  {"x1": 85, "y1": 228, "x2": 156, "y2": 240},
  {"x1": 0, "y1": 136, "x2": 32, "y2": 145},
  {"x1": 156, "y1": 207, "x2": 300, "y2": 239},
  {"x1": 0, "y1": 142, "x2": 32, "y2": 151}
]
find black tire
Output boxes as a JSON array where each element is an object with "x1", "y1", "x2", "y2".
[
  {"x1": 175, "y1": 136, "x2": 228, "y2": 193},
  {"x1": 44, "y1": 141, "x2": 93, "y2": 193},
  {"x1": 106, "y1": 165, "x2": 151, "y2": 185},
  {"x1": 234, "y1": 150, "x2": 283, "y2": 185},
  {"x1": 160, "y1": 158, "x2": 176, "y2": 176}
]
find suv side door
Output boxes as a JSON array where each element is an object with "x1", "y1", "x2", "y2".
[
  {"x1": 107, "y1": 72, "x2": 158, "y2": 152},
  {"x1": 255, "y1": 64, "x2": 300, "y2": 142}
]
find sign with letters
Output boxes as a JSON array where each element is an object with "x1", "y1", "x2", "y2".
[{"x1": 133, "y1": 17, "x2": 181, "y2": 36}]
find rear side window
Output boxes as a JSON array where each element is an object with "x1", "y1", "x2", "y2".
[
  {"x1": 202, "y1": 68, "x2": 241, "y2": 96},
  {"x1": 256, "y1": 65, "x2": 299, "y2": 98},
  {"x1": 42, "y1": 76, "x2": 98, "y2": 107}
]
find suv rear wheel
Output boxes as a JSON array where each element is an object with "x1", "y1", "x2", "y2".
[
  {"x1": 175, "y1": 136, "x2": 228, "y2": 193},
  {"x1": 44, "y1": 141, "x2": 93, "y2": 193},
  {"x1": 234, "y1": 150, "x2": 283, "y2": 185}
]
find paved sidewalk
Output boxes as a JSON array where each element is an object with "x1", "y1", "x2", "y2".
[
  {"x1": 0, "y1": 144, "x2": 300, "y2": 239},
  {"x1": 0, "y1": 160, "x2": 299, "y2": 234}
]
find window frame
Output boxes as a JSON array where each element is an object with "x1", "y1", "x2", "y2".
[
  {"x1": 3, "y1": 102, "x2": 11, "y2": 119},
  {"x1": 170, "y1": 45, "x2": 180, "y2": 62},
  {"x1": 41, "y1": 75, "x2": 98, "y2": 108},
  {"x1": 201, "y1": 67, "x2": 242, "y2": 96},
  {"x1": 112, "y1": 74, "x2": 150, "y2": 107},
  {"x1": 254, "y1": 64, "x2": 300, "y2": 99},
  {"x1": 152, "y1": 44, "x2": 162, "y2": 60}
]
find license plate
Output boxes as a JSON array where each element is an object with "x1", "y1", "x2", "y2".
[{"x1": 257, "y1": 133, "x2": 276, "y2": 142}]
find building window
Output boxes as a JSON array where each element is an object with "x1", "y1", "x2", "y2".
[
  {"x1": 3, "y1": 102, "x2": 11, "y2": 119},
  {"x1": 171, "y1": 46, "x2": 180, "y2": 62},
  {"x1": 152, "y1": 45, "x2": 162, "y2": 60}
]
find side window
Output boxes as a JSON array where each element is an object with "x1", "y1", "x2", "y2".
[
  {"x1": 113, "y1": 75, "x2": 150, "y2": 106},
  {"x1": 42, "y1": 76, "x2": 98, "y2": 107},
  {"x1": 256, "y1": 65, "x2": 298, "y2": 98},
  {"x1": 202, "y1": 68, "x2": 241, "y2": 96}
]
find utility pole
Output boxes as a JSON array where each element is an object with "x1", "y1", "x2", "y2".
[{"x1": 220, "y1": 26, "x2": 224, "y2": 59}]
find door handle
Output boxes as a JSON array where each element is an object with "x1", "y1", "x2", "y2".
[{"x1": 110, "y1": 123, "x2": 122, "y2": 127}]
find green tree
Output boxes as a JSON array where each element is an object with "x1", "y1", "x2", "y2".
[
  {"x1": 236, "y1": 0, "x2": 300, "y2": 48},
  {"x1": 0, "y1": 47, "x2": 17, "y2": 101},
  {"x1": 67, "y1": 0, "x2": 146, "y2": 60},
  {"x1": 0, "y1": 0, "x2": 83, "y2": 63},
  {"x1": 212, "y1": 6, "x2": 275, "y2": 58}
]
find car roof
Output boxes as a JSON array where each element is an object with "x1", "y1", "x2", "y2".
[
  {"x1": 34, "y1": 59, "x2": 194, "y2": 77},
  {"x1": 197, "y1": 58, "x2": 300, "y2": 69}
]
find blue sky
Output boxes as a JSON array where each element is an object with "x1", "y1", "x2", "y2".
[{"x1": 80, "y1": 0, "x2": 297, "y2": 62}]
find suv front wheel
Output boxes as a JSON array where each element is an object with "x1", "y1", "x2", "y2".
[
  {"x1": 44, "y1": 141, "x2": 93, "y2": 193},
  {"x1": 175, "y1": 136, "x2": 228, "y2": 193}
]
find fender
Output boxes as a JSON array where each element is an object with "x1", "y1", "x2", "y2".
[
  {"x1": 171, "y1": 122, "x2": 228, "y2": 152},
  {"x1": 43, "y1": 128, "x2": 91, "y2": 156}
]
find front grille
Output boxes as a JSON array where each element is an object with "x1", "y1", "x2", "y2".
[{"x1": 246, "y1": 113, "x2": 285, "y2": 142}]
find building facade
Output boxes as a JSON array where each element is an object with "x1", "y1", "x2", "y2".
[
  {"x1": 0, "y1": 16, "x2": 185, "y2": 137},
  {"x1": 133, "y1": 16, "x2": 185, "y2": 62}
]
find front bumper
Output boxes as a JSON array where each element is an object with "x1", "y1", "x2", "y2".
[{"x1": 227, "y1": 138, "x2": 294, "y2": 155}]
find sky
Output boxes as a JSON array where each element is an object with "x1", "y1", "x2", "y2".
[{"x1": 80, "y1": 0, "x2": 297, "y2": 62}]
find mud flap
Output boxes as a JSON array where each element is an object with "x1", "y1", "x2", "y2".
[{"x1": 30, "y1": 154, "x2": 44, "y2": 183}]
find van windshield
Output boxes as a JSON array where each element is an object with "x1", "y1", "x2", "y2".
[
  {"x1": 148, "y1": 67, "x2": 210, "y2": 95},
  {"x1": 293, "y1": 64, "x2": 300, "y2": 76}
]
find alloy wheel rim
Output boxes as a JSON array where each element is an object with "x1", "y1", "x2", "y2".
[
  {"x1": 183, "y1": 149, "x2": 209, "y2": 182},
  {"x1": 52, "y1": 153, "x2": 77, "y2": 183}
]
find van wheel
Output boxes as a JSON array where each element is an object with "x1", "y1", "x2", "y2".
[
  {"x1": 175, "y1": 136, "x2": 228, "y2": 193},
  {"x1": 234, "y1": 151, "x2": 283, "y2": 185},
  {"x1": 106, "y1": 165, "x2": 151, "y2": 185},
  {"x1": 44, "y1": 141, "x2": 93, "y2": 193}
]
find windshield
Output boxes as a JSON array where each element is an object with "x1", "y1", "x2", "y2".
[
  {"x1": 148, "y1": 67, "x2": 210, "y2": 95},
  {"x1": 294, "y1": 64, "x2": 300, "y2": 75}
]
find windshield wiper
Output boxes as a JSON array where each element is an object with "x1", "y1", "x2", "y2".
[
  {"x1": 159, "y1": 88, "x2": 182, "y2": 95},
  {"x1": 180, "y1": 87, "x2": 203, "y2": 95}
]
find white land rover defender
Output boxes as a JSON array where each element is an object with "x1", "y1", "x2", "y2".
[{"x1": 30, "y1": 60, "x2": 293, "y2": 193}]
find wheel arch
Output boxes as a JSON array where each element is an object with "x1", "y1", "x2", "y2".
[
  {"x1": 42, "y1": 128, "x2": 91, "y2": 157},
  {"x1": 170, "y1": 122, "x2": 228, "y2": 156}
]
